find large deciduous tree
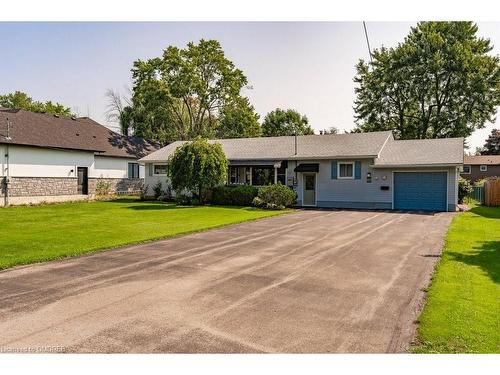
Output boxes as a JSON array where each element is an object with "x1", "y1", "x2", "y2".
[
  {"x1": 0, "y1": 91, "x2": 73, "y2": 117},
  {"x1": 123, "y1": 39, "x2": 249, "y2": 145},
  {"x1": 480, "y1": 128, "x2": 500, "y2": 155},
  {"x1": 353, "y1": 22, "x2": 500, "y2": 139},
  {"x1": 262, "y1": 108, "x2": 314, "y2": 136},
  {"x1": 168, "y1": 138, "x2": 228, "y2": 203},
  {"x1": 216, "y1": 96, "x2": 261, "y2": 138}
]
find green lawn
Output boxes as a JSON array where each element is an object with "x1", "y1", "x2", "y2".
[
  {"x1": 0, "y1": 198, "x2": 288, "y2": 270},
  {"x1": 413, "y1": 204, "x2": 500, "y2": 353}
]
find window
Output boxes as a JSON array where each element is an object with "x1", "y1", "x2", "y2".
[
  {"x1": 128, "y1": 163, "x2": 140, "y2": 178},
  {"x1": 229, "y1": 166, "x2": 251, "y2": 185},
  {"x1": 338, "y1": 162, "x2": 354, "y2": 179},
  {"x1": 252, "y1": 166, "x2": 274, "y2": 186},
  {"x1": 153, "y1": 164, "x2": 168, "y2": 175},
  {"x1": 480, "y1": 165, "x2": 488, "y2": 172},
  {"x1": 462, "y1": 165, "x2": 471, "y2": 174}
]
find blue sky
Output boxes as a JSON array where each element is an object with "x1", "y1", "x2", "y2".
[{"x1": 1, "y1": 22, "x2": 499, "y2": 149}]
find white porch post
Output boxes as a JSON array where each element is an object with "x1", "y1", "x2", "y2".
[{"x1": 274, "y1": 167, "x2": 278, "y2": 184}]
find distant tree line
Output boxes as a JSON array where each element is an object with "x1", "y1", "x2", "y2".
[{"x1": 0, "y1": 91, "x2": 73, "y2": 117}]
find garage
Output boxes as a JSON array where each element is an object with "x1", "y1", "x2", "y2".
[{"x1": 394, "y1": 172, "x2": 447, "y2": 211}]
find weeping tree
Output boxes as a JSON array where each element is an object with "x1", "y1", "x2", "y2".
[
  {"x1": 354, "y1": 22, "x2": 500, "y2": 139},
  {"x1": 168, "y1": 138, "x2": 228, "y2": 203}
]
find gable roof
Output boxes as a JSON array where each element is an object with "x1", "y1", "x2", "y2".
[
  {"x1": 464, "y1": 155, "x2": 500, "y2": 165},
  {"x1": 0, "y1": 108, "x2": 159, "y2": 159},
  {"x1": 374, "y1": 137, "x2": 464, "y2": 167},
  {"x1": 140, "y1": 131, "x2": 393, "y2": 162}
]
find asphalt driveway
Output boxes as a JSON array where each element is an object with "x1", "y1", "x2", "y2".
[{"x1": 0, "y1": 209, "x2": 454, "y2": 353}]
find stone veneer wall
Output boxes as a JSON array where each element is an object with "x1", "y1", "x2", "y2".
[
  {"x1": 88, "y1": 178, "x2": 143, "y2": 194},
  {"x1": 0, "y1": 177, "x2": 143, "y2": 198},
  {"x1": 1, "y1": 177, "x2": 78, "y2": 197}
]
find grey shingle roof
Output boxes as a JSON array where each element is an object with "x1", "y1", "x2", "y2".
[
  {"x1": 139, "y1": 131, "x2": 393, "y2": 162},
  {"x1": 139, "y1": 131, "x2": 464, "y2": 167},
  {"x1": 374, "y1": 137, "x2": 464, "y2": 167}
]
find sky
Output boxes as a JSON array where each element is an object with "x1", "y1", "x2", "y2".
[{"x1": 1, "y1": 21, "x2": 499, "y2": 150}]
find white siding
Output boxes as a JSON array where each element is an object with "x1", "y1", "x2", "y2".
[
  {"x1": 1, "y1": 145, "x2": 93, "y2": 178},
  {"x1": 91, "y1": 156, "x2": 144, "y2": 179},
  {"x1": 0, "y1": 145, "x2": 144, "y2": 180},
  {"x1": 143, "y1": 162, "x2": 170, "y2": 196}
]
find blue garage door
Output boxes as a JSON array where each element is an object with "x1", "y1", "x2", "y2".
[{"x1": 394, "y1": 172, "x2": 447, "y2": 211}]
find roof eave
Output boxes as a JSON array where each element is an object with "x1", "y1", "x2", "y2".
[
  {"x1": 139, "y1": 154, "x2": 379, "y2": 163},
  {"x1": 371, "y1": 163, "x2": 463, "y2": 168},
  {"x1": 0, "y1": 140, "x2": 104, "y2": 153}
]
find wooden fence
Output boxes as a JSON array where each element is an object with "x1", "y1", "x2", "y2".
[{"x1": 484, "y1": 178, "x2": 500, "y2": 206}]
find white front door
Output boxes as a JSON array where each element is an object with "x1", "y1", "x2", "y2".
[{"x1": 303, "y1": 173, "x2": 316, "y2": 206}]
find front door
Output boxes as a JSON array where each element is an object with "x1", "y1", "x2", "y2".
[
  {"x1": 303, "y1": 173, "x2": 316, "y2": 206},
  {"x1": 77, "y1": 167, "x2": 88, "y2": 195}
]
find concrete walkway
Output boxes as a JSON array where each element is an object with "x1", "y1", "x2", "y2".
[{"x1": 0, "y1": 209, "x2": 453, "y2": 353}]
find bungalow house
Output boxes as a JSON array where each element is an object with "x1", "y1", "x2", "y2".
[
  {"x1": 460, "y1": 155, "x2": 500, "y2": 182},
  {"x1": 139, "y1": 131, "x2": 463, "y2": 212},
  {"x1": 0, "y1": 108, "x2": 159, "y2": 206}
]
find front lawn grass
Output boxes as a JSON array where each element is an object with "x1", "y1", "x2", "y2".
[
  {"x1": 0, "y1": 198, "x2": 288, "y2": 270},
  {"x1": 413, "y1": 204, "x2": 500, "y2": 353}
]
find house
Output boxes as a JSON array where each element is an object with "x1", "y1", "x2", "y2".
[
  {"x1": 460, "y1": 155, "x2": 500, "y2": 182},
  {"x1": 0, "y1": 108, "x2": 159, "y2": 206},
  {"x1": 139, "y1": 131, "x2": 463, "y2": 212}
]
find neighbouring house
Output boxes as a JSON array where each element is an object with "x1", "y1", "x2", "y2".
[
  {"x1": 140, "y1": 131, "x2": 463, "y2": 212},
  {"x1": 0, "y1": 108, "x2": 159, "y2": 206},
  {"x1": 460, "y1": 155, "x2": 500, "y2": 182}
]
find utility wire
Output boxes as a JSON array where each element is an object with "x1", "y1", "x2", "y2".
[{"x1": 363, "y1": 21, "x2": 373, "y2": 63}]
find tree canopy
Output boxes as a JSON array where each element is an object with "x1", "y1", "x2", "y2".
[
  {"x1": 168, "y1": 138, "x2": 228, "y2": 202},
  {"x1": 353, "y1": 22, "x2": 500, "y2": 139},
  {"x1": 480, "y1": 128, "x2": 500, "y2": 155},
  {"x1": 122, "y1": 39, "x2": 253, "y2": 144},
  {"x1": 262, "y1": 108, "x2": 314, "y2": 137},
  {"x1": 0, "y1": 91, "x2": 73, "y2": 117},
  {"x1": 216, "y1": 96, "x2": 261, "y2": 138}
]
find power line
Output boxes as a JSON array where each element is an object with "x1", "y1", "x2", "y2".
[{"x1": 363, "y1": 21, "x2": 373, "y2": 64}]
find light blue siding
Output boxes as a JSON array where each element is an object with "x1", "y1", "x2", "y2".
[{"x1": 394, "y1": 172, "x2": 447, "y2": 211}]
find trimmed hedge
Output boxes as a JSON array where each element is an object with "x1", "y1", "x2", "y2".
[{"x1": 211, "y1": 185, "x2": 259, "y2": 206}]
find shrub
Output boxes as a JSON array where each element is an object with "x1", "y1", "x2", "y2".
[
  {"x1": 253, "y1": 183, "x2": 296, "y2": 210},
  {"x1": 458, "y1": 177, "x2": 473, "y2": 203},
  {"x1": 211, "y1": 185, "x2": 258, "y2": 206},
  {"x1": 139, "y1": 182, "x2": 148, "y2": 201},
  {"x1": 474, "y1": 178, "x2": 487, "y2": 187},
  {"x1": 175, "y1": 194, "x2": 194, "y2": 206},
  {"x1": 157, "y1": 185, "x2": 173, "y2": 202},
  {"x1": 153, "y1": 181, "x2": 163, "y2": 199},
  {"x1": 96, "y1": 179, "x2": 112, "y2": 196}
]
